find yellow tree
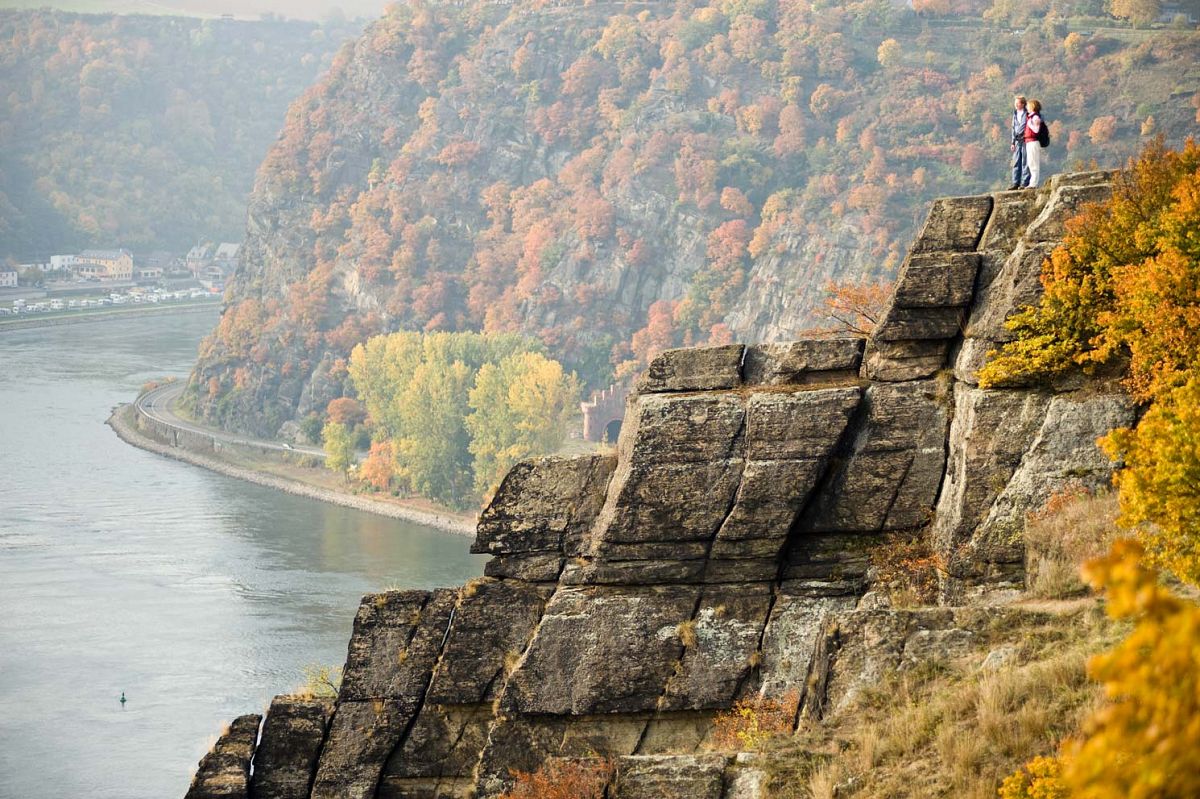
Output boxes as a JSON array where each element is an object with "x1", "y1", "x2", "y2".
[
  {"x1": 322, "y1": 421, "x2": 356, "y2": 475},
  {"x1": 1064, "y1": 541, "x2": 1200, "y2": 797},
  {"x1": 467, "y1": 352, "x2": 580, "y2": 497},
  {"x1": 1001, "y1": 541, "x2": 1200, "y2": 798},
  {"x1": 1108, "y1": 0, "x2": 1162, "y2": 25}
]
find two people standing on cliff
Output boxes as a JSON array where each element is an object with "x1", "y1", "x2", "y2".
[{"x1": 1009, "y1": 95, "x2": 1048, "y2": 190}]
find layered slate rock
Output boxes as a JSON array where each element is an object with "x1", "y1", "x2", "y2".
[
  {"x1": 866, "y1": 195, "x2": 991, "y2": 381},
  {"x1": 182, "y1": 173, "x2": 1134, "y2": 799},
  {"x1": 742, "y1": 338, "x2": 863, "y2": 386},
  {"x1": 803, "y1": 379, "x2": 950, "y2": 534},
  {"x1": 801, "y1": 607, "x2": 1036, "y2": 720},
  {"x1": 311, "y1": 590, "x2": 457, "y2": 799},
  {"x1": 473, "y1": 454, "x2": 616, "y2": 581},
  {"x1": 566, "y1": 379, "x2": 861, "y2": 585},
  {"x1": 185, "y1": 714, "x2": 261, "y2": 799},
  {"x1": 252, "y1": 697, "x2": 335, "y2": 799}
]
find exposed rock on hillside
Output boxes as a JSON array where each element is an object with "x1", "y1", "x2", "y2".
[{"x1": 184, "y1": 174, "x2": 1137, "y2": 798}]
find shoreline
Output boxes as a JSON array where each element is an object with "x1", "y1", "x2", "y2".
[
  {"x1": 107, "y1": 403, "x2": 477, "y2": 536},
  {"x1": 0, "y1": 301, "x2": 220, "y2": 332}
]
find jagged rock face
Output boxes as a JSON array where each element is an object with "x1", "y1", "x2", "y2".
[
  {"x1": 185, "y1": 714, "x2": 261, "y2": 799},
  {"x1": 186, "y1": 174, "x2": 1135, "y2": 798}
]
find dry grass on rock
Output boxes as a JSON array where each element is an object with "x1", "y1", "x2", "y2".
[
  {"x1": 1024, "y1": 490, "x2": 1120, "y2": 599},
  {"x1": 756, "y1": 604, "x2": 1123, "y2": 799}
]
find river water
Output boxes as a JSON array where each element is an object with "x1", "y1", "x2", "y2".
[{"x1": 0, "y1": 313, "x2": 486, "y2": 799}]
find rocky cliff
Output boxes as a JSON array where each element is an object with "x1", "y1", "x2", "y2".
[{"x1": 183, "y1": 172, "x2": 1136, "y2": 799}]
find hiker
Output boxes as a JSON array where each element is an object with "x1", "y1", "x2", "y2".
[
  {"x1": 1024, "y1": 99, "x2": 1045, "y2": 188},
  {"x1": 1010, "y1": 95, "x2": 1030, "y2": 190}
]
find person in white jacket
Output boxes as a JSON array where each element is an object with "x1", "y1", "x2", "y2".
[{"x1": 1023, "y1": 99, "x2": 1044, "y2": 188}]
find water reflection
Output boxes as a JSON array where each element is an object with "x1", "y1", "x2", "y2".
[{"x1": 0, "y1": 314, "x2": 485, "y2": 799}]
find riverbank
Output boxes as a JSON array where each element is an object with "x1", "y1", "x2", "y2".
[
  {"x1": 0, "y1": 300, "x2": 220, "y2": 331},
  {"x1": 108, "y1": 403, "x2": 477, "y2": 535}
]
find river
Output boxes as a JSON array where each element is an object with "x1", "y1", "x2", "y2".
[{"x1": 0, "y1": 313, "x2": 487, "y2": 799}]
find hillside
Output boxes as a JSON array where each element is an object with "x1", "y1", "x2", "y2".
[
  {"x1": 184, "y1": 0, "x2": 1200, "y2": 437},
  {"x1": 0, "y1": 10, "x2": 363, "y2": 259}
]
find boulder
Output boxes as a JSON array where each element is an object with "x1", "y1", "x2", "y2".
[
  {"x1": 802, "y1": 608, "x2": 1035, "y2": 719},
  {"x1": 758, "y1": 592, "x2": 856, "y2": 697},
  {"x1": 311, "y1": 590, "x2": 457, "y2": 799},
  {"x1": 931, "y1": 385, "x2": 1052, "y2": 586},
  {"x1": 661, "y1": 584, "x2": 774, "y2": 710},
  {"x1": 503, "y1": 585, "x2": 699, "y2": 715},
  {"x1": 862, "y1": 339, "x2": 950, "y2": 382},
  {"x1": 742, "y1": 339, "x2": 863, "y2": 386},
  {"x1": 909, "y1": 195, "x2": 993, "y2": 254},
  {"x1": 890, "y1": 253, "x2": 980, "y2": 308},
  {"x1": 473, "y1": 454, "x2": 616, "y2": 563},
  {"x1": 611, "y1": 754, "x2": 729, "y2": 799},
  {"x1": 969, "y1": 392, "x2": 1135, "y2": 570},
  {"x1": 637, "y1": 345, "x2": 745, "y2": 393},
  {"x1": 1024, "y1": 183, "x2": 1114, "y2": 244},
  {"x1": 804, "y1": 380, "x2": 950, "y2": 533},
  {"x1": 340, "y1": 590, "x2": 456, "y2": 702},
  {"x1": 426, "y1": 579, "x2": 552, "y2": 706}
]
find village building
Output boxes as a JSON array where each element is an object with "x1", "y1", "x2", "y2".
[
  {"x1": 214, "y1": 242, "x2": 240, "y2": 266},
  {"x1": 50, "y1": 254, "x2": 77, "y2": 272},
  {"x1": 186, "y1": 243, "x2": 213, "y2": 275},
  {"x1": 0, "y1": 266, "x2": 17, "y2": 288},
  {"x1": 77, "y1": 249, "x2": 134, "y2": 281}
]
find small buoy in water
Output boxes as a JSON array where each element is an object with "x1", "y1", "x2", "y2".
[{"x1": 120, "y1": 692, "x2": 127, "y2": 707}]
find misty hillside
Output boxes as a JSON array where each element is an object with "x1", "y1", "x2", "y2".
[{"x1": 0, "y1": 10, "x2": 364, "y2": 258}]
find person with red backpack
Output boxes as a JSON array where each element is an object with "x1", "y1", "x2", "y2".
[{"x1": 1023, "y1": 99, "x2": 1049, "y2": 188}]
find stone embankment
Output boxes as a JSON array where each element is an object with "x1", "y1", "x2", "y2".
[
  {"x1": 183, "y1": 171, "x2": 1133, "y2": 799},
  {"x1": 109, "y1": 402, "x2": 475, "y2": 535}
]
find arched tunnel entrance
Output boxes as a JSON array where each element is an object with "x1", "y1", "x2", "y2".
[{"x1": 603, "y1": 418, "x2": 622, "y2": 445}]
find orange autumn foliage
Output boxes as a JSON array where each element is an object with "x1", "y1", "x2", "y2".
[{"x1": 498, "y1": 758, "x2": 613, "y2": 799}]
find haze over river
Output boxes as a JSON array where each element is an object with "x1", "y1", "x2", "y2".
[{"x1": 0, "y1": 313, "x2": 486, "y2": 799}]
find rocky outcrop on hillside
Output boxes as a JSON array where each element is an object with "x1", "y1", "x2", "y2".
[{"x1": 183, "y1": 173, "x2": 1136, "y2": 798}]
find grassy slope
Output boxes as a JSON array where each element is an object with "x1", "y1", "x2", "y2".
[{"x1": 756, "y1": 494, "x2": 1130, "y2": 799}]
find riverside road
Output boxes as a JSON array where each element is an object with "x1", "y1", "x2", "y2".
[{"x1": 137, "y1": 381, "x2": 327, "y2": 460}]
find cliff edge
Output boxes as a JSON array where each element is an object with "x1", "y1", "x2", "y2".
[{"x1": 183, "y1": 171, "x2": 1134, "y2": 799}]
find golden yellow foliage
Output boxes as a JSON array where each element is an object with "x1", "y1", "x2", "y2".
[
  {"x1": 998, "y1": 755, "x2": 1068, "y2": 799},
  {"x1": 1061, "y1": 540, "x2": 1200, "y2": 797},
  {"x1": 711, "y1": 691, "x2": 798, "y2": 751},
  {"x1": 978, "y1": 139, "x2": 1200, "y2": 391},
  {"x1": 999, "y1": 540, "x2": 1200, "y2": 799}
]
